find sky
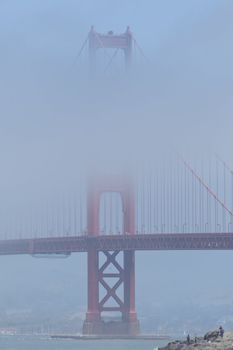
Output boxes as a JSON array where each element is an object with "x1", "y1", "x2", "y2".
[{"x1": 0, "y1": 0, "x2": 233, "y2": 332}]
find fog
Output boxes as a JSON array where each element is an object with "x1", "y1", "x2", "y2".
[{"x1": 0, "y1": 0, "x2": 233, "y2": 334}]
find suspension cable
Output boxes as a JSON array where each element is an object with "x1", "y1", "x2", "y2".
[
  {"x1": 182, "y1": 158, "x2": 233, "y2": 218},
  {"x1": 72, "y1": 35, "x2": 89, "y2": 66}
]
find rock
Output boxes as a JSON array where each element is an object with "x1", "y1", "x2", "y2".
[
  {"x1": 204, "y1": 330, "x2": 219, "y2": 341},
  {"x1": 159, "y1": 330, "x2": 233, "y2": 350}
]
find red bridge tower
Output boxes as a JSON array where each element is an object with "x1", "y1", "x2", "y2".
[
  {"x1": 82, "y1": 176, "x2": 140, "y2": 335},
  {"x1": 83, "y1": 27, "x2": 138, "y2": 335}
]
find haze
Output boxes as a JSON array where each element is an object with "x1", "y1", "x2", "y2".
[{"x1": 0, "y1": 0, "x2": 233, "y2": 335}]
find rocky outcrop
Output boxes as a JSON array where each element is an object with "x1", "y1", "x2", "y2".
[
  {"x1": 203, "y1": 330, "x2": 220, "y2": 342},
  {"x1": 159, "y1": 330, "x2": 233, "y2": 350}
]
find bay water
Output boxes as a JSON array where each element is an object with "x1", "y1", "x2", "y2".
[{"x1": 0, "y1": 335, "x2": 168, "y2": 350}]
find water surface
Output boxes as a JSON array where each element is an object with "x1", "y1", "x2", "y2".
[{"x1": 0, "y1": 335, "x2": 168, "y2": 350}]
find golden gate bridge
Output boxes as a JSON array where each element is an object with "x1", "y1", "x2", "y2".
[{"x1": 1, "y1": 27, "x2": 233, "y2": 336}]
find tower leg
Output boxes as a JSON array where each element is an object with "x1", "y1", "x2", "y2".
[
  {"x1": 123, "y1": 250, "x2": 140, "y2": 334},
  {"x1": 82, "y1": 248, "x2": 102, "y2": 334}
]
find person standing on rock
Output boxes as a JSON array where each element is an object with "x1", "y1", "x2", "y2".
[{"x1": 219, "y1": 326, "x2": 224, "y2": 337}]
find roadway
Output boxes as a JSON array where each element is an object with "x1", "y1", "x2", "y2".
[{"x1": 1, "y1": 233, "x2": 233, "y2": 255}]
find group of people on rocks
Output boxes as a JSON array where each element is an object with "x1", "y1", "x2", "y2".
[
  {"x1": 175, "y1": 326, "x2": 224, "y2": 349},
  {"x1": 187, "y1": 326, "x2": 224, "y2": 344}
]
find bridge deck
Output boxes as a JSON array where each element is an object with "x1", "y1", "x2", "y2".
[{"x1": 0, "y1": 233, "x2": 233, "y2": 255}]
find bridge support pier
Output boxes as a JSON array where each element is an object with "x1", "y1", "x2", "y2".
[
  {"x1": 83, "y1": 249, "x2": 139, "y2": 335},
  {"x1": 82, "y1": 176, "x2": 140, "y2": 336}
]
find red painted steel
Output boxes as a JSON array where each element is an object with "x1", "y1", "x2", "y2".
[
  {"x1": 99, "y1": 251, "x2": 124, "y2": 312},
  {"x1": 88, "y1": 26, "x2": 133, "y2": 73},
  {"x1": 1, "y1": 232, "x2": 233, "y2": 255},
  {"x1": 83, "y1": 176, "x2": 139, "y2": 335}
]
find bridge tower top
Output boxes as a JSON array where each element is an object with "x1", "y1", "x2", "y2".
[{"x1": 88, "y1": 26, "x2": 133, "y2": 74}]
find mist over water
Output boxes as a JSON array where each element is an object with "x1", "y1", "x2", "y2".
[{"x1": 0, "y1": 0, "x2": 233, "y2": 344}]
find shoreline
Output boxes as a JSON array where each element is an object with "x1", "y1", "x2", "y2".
[{"x1": 51, "y1": 334, "x2": 171, "y2": 341}]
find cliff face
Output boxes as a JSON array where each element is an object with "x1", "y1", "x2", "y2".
[{"x1": 159, "y1": 331, "x2": 233, "y2": 350}]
